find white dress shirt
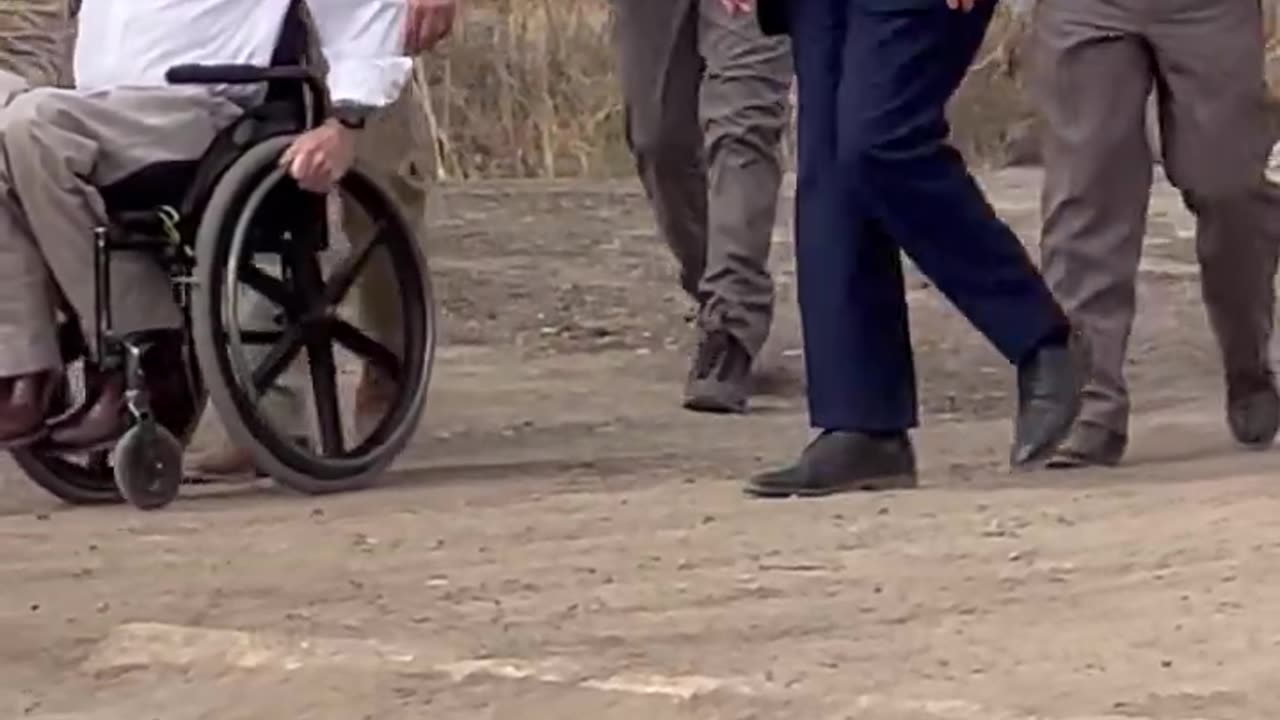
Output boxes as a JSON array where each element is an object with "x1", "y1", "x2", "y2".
[{"x1": 73, "y1": 0, "x2": 411, "y2": 108}]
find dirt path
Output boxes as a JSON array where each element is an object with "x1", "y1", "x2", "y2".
[{"x1": 4, "y1": 171, "x2": 1279, "y2": 719}]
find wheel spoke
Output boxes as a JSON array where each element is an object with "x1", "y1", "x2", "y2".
[
  {"x1": 251, "y1": 325, "x2": 307, "y2": 394},
  {"x1": 322, "y1": 223, "x2": 388, "y2": 307},
  {"x1": 238, "y1": 262, "x2": 296, "y2": 314},
  {"x1": 239, "y1": 330, "x2": 283, "y2": 346},
  {"x1": 329, "y1": 319, "x2": 401, "y2": 382},
  {"x1": 306, "y1": 335, "x2": 344, "y2": 456}
]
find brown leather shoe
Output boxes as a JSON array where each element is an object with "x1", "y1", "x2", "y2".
[
  {"x1": 0, "y1": 371, "x2": 57, "y2": 448},
  {"x1": 47, "y1": 370, "x2": 126, "y2": 450},
  {"x1": 49, "y1": 333, "x2": 197, "y2": 451}
]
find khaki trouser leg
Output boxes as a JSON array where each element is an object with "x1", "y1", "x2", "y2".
[
  {"x1": 1149, "y1": 0, "x2": 1278, "y2": 389},
  {"x1": 1035, "y1": 0, "x2": 1154, "y2": 436},
  {"x1": 351, "y1": 81, "x2": 432, "y2": 356},
  {"x1": 1188, "y1": 187, "x2": 1280, "y2": 386},
  {"x1": 0, "y1": 71, "x2": 59, "y2": 376},
  {"x1": 0, "y1": 85, "x2": 239, "y2": 375}
]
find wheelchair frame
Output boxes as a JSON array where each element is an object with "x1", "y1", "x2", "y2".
[
  {"x1": 14, "y1": 51, "x2": 436, "y2": 509},
  {"x1": 92, "y1": 63, "x2": 328, "y2": 472}
]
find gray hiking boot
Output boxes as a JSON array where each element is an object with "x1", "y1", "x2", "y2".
[{"x1": 683, "y1": 328, "x2": 752, "y2": 414}]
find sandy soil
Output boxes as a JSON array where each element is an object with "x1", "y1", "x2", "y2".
[{"x1": 3, "y1": 170, "x2": 1280, "y2": 720}]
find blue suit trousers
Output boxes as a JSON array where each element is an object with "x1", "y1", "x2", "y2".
[{"x1": 788, "y1": 0, "x2": 1066, "y2": 431}]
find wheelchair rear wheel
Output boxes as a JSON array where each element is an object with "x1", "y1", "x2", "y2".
[{"x1": 192, "y1": 136, "x2": 435, "y2": 495}]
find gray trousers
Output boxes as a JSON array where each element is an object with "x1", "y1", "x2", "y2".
[
  {"x1": 614, "y1": 0, "x2": 791, "y2": 356},
  {"x1": 1035, "y1": 0, "x2": 1280, "y2": 435},
  {"x1": 0, "y1": 73, "x2": 241, "y2": 376}
]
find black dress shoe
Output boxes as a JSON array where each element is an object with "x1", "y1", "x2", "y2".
[
  {"x1": 1011, "y1": 331, "x2": 1087, "y2": 469},
  {"x1": 1226, "y1": 371, "x2": 1279, "y2": 449},
  {"x1": 746, "y1": 430, "x2": 918, "y2": 498}
]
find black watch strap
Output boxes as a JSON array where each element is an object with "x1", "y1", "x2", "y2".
[{"x1": 332, "y1": 103, "x2": 372, "y2": 130}]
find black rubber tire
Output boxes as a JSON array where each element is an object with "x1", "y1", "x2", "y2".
[
  {"x1": 113, "y1": 422, "x2": 184, "y2": 510},
  {"x1": 12, "y1": 448, "x2": 122, "y2": 505},
  {"x1": 191, "y1": 135, "x2": 435, "y2": 495}
]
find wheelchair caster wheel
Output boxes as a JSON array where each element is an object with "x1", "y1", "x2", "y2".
[{"x1": 113, "y1": 423, "x2": 183, "y2": 510}]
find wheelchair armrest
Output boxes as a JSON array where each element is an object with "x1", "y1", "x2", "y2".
[
  {"x1": 165, "y1": 63, "x2": 313, "y2": 85},
  {"x1": 167, "y1": 64, "x2": 329, "y2": 128}
]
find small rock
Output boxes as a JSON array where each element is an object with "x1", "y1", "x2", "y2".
[{"x1": 982, "y1": 519, "x2": 1013, "y2": 538}]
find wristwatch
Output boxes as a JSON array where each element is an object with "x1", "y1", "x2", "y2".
[{"x1": 332, "y1": 102, "x2": 373, "y2": 130}]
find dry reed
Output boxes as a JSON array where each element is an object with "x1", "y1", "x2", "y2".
[{"x1": 418, "y1": 0, "x2": 1280, "y2": 178}]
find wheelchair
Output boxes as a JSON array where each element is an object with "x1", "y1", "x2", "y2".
[{"x1": 9, "y1": 57, "x2": 437, "y2": 510}]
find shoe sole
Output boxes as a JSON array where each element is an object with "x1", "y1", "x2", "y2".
[
  {"x1": 744, "y1": 473, "x2": 918, "y2": 498},
  {"x1": 683, "y1": 395, "x2": 747, "y2": 414},
  {"x1": 1044, "y1": 450, "x2": 1121, "y2": 470},
  {"x1": 185, "y1": 470, "x2": 268, "y2": 485}
]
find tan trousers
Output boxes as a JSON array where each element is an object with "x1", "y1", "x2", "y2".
[
  {"x1": 614, "y1": 0, "x2": 791, "y2": 355},
  {"x1": 0, "y1": 73, "x2": 241, "y2": 376},
  {"x1": 1035, "y1": 0, "x2": 1280, "y2": 435}
]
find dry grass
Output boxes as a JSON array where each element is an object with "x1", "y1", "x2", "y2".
[
  {"x1": 422, "y1": 0, "x2": 623, "y2": 179},
  {"x1": 11, "y1": 0, "x2": 1280, "y2": 178},
  {"x1": 420, "y1": 0, "x2": 1280, "y2": 178}
]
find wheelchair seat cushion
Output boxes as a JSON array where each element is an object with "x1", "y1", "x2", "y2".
[{"x1": 98, "y1": 159, "x2": 199, "y2": 216}]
